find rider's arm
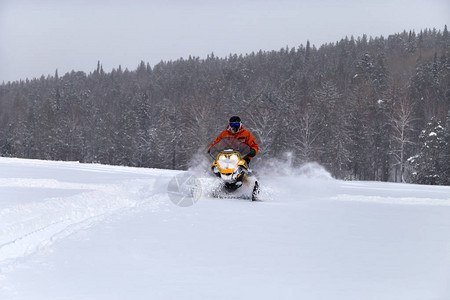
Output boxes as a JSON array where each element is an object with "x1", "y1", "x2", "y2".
[
  {"x1": 246, "y1": 131, "x2": 259, "y2": 156},
  {"x1": 208, "y1": 130, "x2": 228, "y2": 150}
]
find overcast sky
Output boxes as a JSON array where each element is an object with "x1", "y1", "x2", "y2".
[{"x1": 0, "y1": 0, "x2": 448, "y2": 83}]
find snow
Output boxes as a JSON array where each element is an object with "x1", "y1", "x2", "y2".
[{"x1": 1, "y1": 157, "x2": 450, "y2": 299}]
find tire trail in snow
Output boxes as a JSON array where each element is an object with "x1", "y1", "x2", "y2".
[{"x1": 0, "y1": 176, "x2": 171, "y2": 270}]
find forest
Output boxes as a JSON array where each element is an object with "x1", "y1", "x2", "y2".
[{"x1": 0, "y1": 26, "x2": 449, "y2": 185}]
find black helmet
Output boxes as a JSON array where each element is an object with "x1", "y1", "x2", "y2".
[
  {"x1": 229, "y1": 116, "x2": 241, "y2": 123},
  {"x1": 228, "y1": 116, "x2": 241, "y2": 133}
]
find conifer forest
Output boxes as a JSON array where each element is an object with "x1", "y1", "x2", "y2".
[{"x1": 1, "y1": 27, "x2": 449, "y2": 185}]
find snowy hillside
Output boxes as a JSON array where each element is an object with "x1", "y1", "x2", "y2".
[{"x1": 1, "y1": 157, "x2": 449, "y2": 300}]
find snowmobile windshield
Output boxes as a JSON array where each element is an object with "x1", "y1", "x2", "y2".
[{"x1": 209, "y1": 137, "x2": 251, "y2": 160}]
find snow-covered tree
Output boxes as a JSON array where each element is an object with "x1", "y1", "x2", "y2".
[
  {"x1": 409, "y1": 117, "x2": 449, "y2": 185},
  {"x1": 390, "y1": 94, "x2": 416, "y2": 182},
  {"x1": 313, "y1": 81, "x2": 350, "y2": 178},
  {"x1": 244, "y1": 92, "x2": 284, "y2": 160},
  {"x1": 292, "y1": 104, "x2": 323, "y2": 163}
]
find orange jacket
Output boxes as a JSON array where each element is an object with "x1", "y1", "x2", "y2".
[{"x1": 209, "y1": 125, "x2": 259, "y2": 159}]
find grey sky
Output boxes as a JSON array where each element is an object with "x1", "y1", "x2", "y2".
[{"x1": 1, "y1": 0, "x2": 448, "y2": 83}]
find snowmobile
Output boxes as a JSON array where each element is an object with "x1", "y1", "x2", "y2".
[{"x1": 208, "y1": 137, "x2": 260, "y2": 201}]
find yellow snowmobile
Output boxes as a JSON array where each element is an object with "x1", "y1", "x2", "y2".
[{"x1": 209, "y1": 137, "x2": 260, "y2": 201}]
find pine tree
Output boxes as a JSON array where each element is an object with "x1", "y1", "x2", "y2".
[
  {"x1": 409, "y1": 117, "x2": 448, "y2": 185},
  {"x1": 314, "y1": 81, "x2": 350, "y2": 178}
]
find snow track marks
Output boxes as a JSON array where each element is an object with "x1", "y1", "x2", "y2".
[{"x1": 0, "y1": 178, "x2": 166, "y2": 269}]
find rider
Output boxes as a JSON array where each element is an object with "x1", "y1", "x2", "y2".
[{"x1": 208, "y1": 116, "x2": 259, "y2": 164}]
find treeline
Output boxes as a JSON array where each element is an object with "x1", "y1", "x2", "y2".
[{"x1": 0, "y1": 27, "x2": 449, "y2": 184}]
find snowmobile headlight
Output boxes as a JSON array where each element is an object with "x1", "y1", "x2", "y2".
[
  {"x1": 217, "y1": 153, "x2": 239, "y2": 170},
  {"x1": 229, "y1": 154, "x2": 239, "y2": 163}
]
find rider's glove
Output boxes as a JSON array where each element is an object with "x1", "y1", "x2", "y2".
[{"x1": 248, "y1": 148, "x2": 256, "y2": 157}]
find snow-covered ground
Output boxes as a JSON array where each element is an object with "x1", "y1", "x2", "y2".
[{"x1": 1, "y1": 157, "x2": 449, "y2": 300}]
